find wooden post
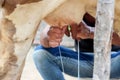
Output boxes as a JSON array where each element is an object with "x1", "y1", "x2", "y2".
[{"x1": 93, "y1": 0, "x2": 115, "y2": 80}]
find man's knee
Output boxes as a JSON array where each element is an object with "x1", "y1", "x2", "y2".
[{"x1": 33, "y1": 50, "x2": 48, "y2": 64}]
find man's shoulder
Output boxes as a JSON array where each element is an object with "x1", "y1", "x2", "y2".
[{"x1": 112, "y1": 45, "x2": 120, "y2": 51}]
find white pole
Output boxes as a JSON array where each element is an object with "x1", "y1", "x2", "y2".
[{"x1": 93, "y1": 0, "x2": 115, "y2": 80}]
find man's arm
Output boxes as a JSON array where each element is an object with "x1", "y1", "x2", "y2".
[
  {"x1": 112, "y1": 32, "x2": 120, "y2": 46},
  {"x1": 40, "y1": 25, "x2": 66, "y2": 48},
  {"x1": 40, "y1": 25, "x2": 50, "y2": 48},
  {"x1": 76, "y1": 22, "x2": 120, "y2": 46},
  {"x1": 70, "y1": 12, "x2": 120, "y2": 46}
]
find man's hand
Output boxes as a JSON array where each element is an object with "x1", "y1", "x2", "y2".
[
  {"x1": 112, "y1": 32, "x2": 120, "y2": 46},
  {"x1": 65, "y1": 23, "x2": 78, "y2": 39},
  {"x1": 65, "y1": 22, "x2": 94, "y2": 40},
  {"x1": 47, "y1": 26, "x2": 66, "y2": 47},
  {"x1": 76, "y1": 22, "x2": 94, "y2": 39}
]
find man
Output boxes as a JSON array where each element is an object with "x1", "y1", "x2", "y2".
[{"x1": 33, "y1": 13, "x2": 120, "y2": 80}]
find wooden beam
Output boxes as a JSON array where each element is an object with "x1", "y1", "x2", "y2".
[{"x1": 93, "y1": 0, "x2": 115, "y2": 80}]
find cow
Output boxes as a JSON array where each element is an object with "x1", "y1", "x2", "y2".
[
  {"x1": 0, "y1": 0, "x2": 68, "y2": 80},
  {"x1": 0, "y1": 0, "x2": 120, "y2": 80}
]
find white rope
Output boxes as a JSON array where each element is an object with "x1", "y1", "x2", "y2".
[
  {"x1": 59, "y1": 46, "x2": 65, "y2": 73},
  {"x1": 77, "y1": 40, "x2": 80, "y2": 80},
  {"x1": 58, "y1": 25, "x2": 81, "y2": 80},
  {"x1": 59, "y1": 41, "x2": 80, "y2": 80}
]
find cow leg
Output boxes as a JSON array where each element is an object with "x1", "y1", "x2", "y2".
[
  {"x1": 0, "y1": 17, "x2": 38, "y2": 80},
  {"x1": 0, "y1": 7, "x2": 38, "y2": 80},
  {"x1": 0, "y1": 0, "x2": 45, "y2": 79},
  {"x1": 0, "y1": 17, "x2": 17, "y2": 79}
]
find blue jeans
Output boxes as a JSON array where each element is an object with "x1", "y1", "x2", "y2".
[{"x1": 33, "y1": 45, "x2": 120, "y2": 80}]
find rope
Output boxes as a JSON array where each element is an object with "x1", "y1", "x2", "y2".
[
  {"x1": 59, "y1": 46, "x2": 65, "y2": 73},
  {"x1": 59, "y1": 25, "x2": 81, "y2": 80},
  {"x1": 77, "y1": 40, "x2": 80, "y2": 80}
]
